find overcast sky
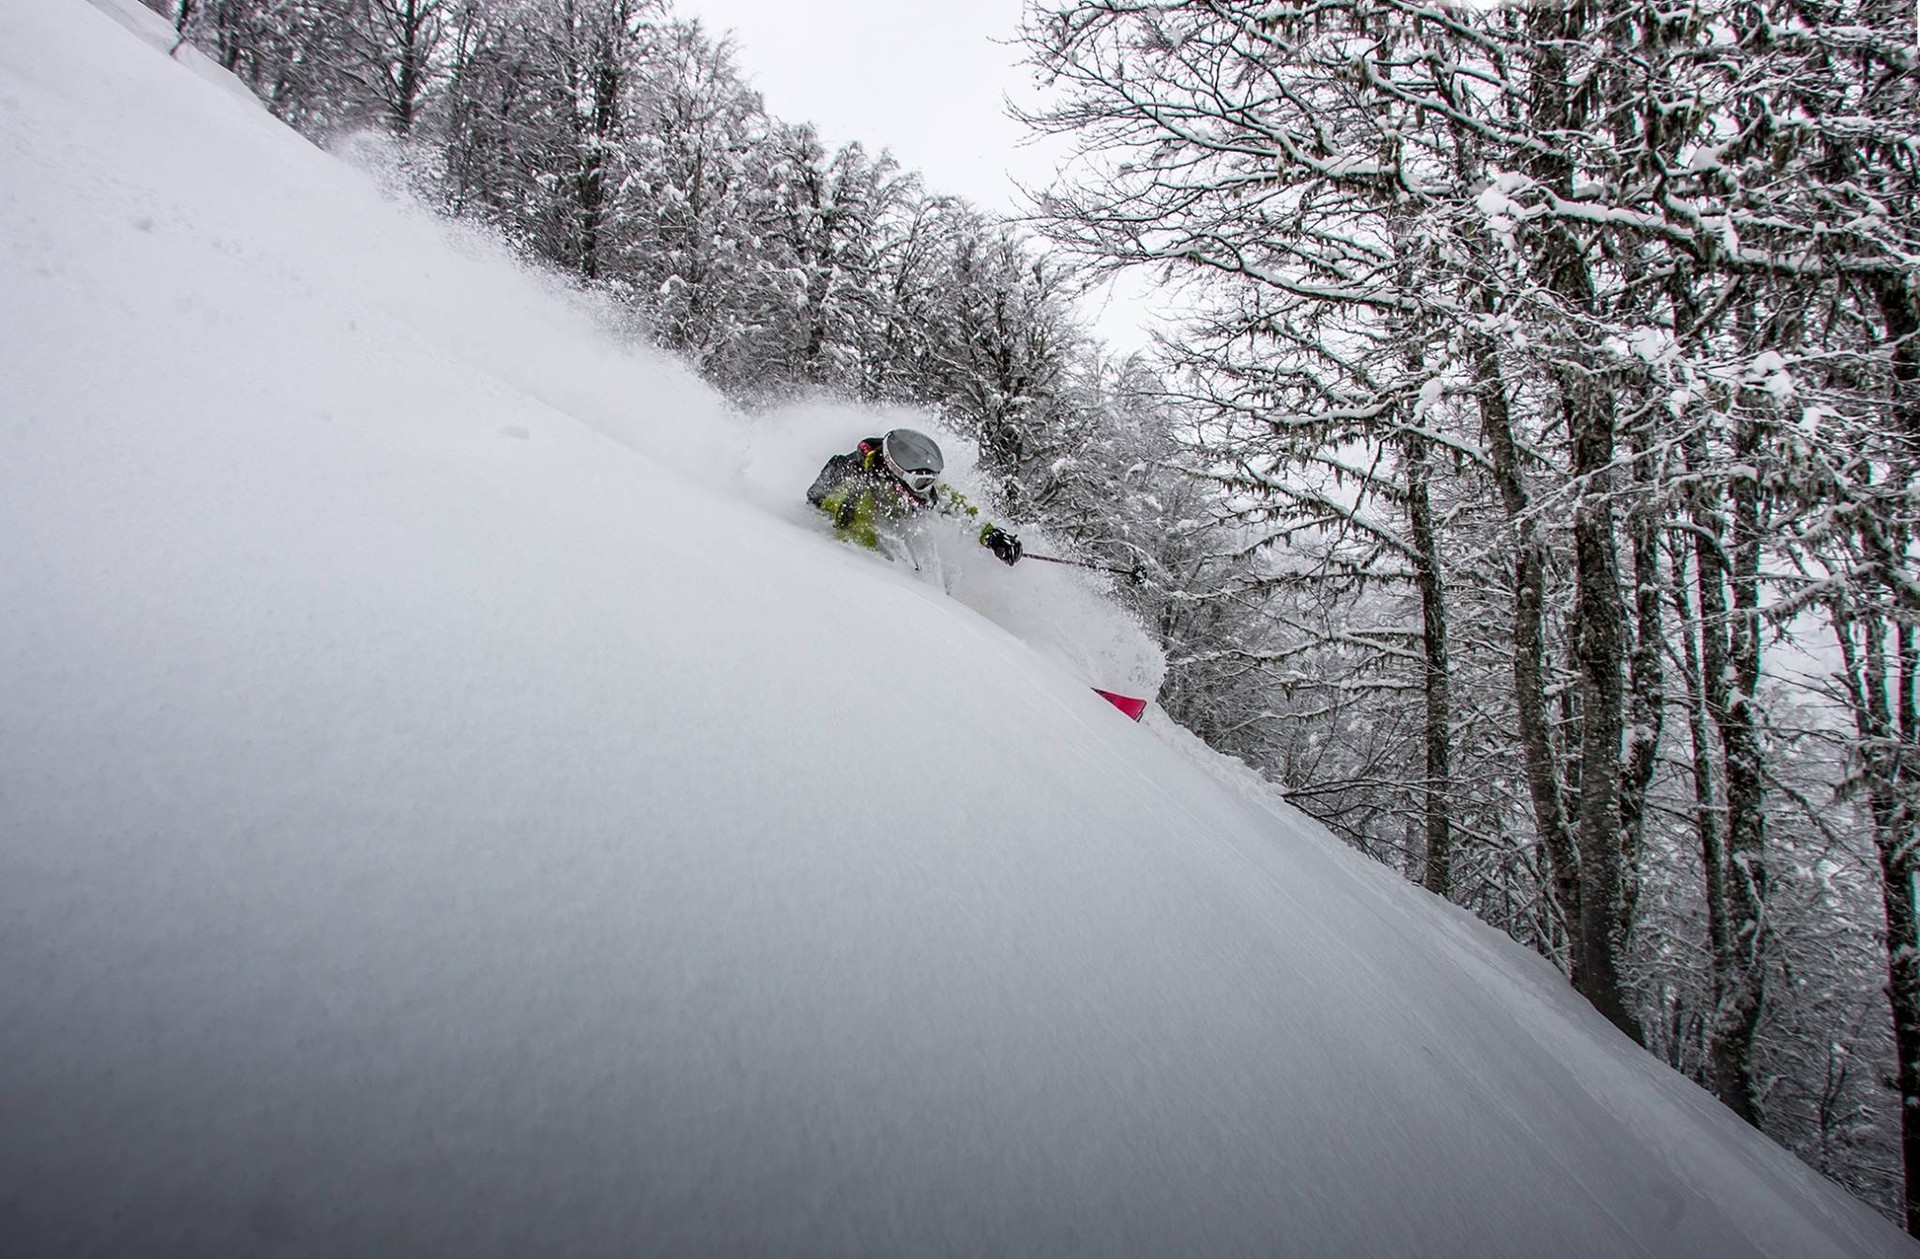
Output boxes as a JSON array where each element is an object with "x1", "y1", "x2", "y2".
[
  {"x1": 671, "y1": 0, "x2": 1052, "y2": 213},
  {"x1": 670, "y1": 0, "x2": 1161, "y2": 351}
]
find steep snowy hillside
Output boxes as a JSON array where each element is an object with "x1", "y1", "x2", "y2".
[{"x1": 0, "y1": 1, "x2": 1911, "y2": 1254}]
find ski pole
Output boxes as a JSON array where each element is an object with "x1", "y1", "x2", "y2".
[
  {"x1": 1023, "y1": 552, "x2": 1149, "y2": 584},
  {"x1": 1024, "y1": 551, "x2": 1108, "y2": 571}
]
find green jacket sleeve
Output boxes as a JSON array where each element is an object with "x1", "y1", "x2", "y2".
[{"x1": 933, "y1": 485, "x2": 1006, "y2": 545}]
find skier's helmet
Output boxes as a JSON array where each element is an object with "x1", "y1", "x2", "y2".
[{"x1": 881, "y1": 429, "x2": 943, "y2": 495}]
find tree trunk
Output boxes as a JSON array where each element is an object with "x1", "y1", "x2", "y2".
[
  {"x1": 1405, "y1": 431, "x2": 1454, "y2": 898},
  {"x1": 393, "y1": 1, "x2": 423, "y2": 136},
  {"x1": 1683, "y1": 421, "x2": 1760, "y2": 1120},
  {"x1": 1617, "y1": 422, "x2": 1665, "y2": 949},
  {"x1": 1568, "y1": 374, "x2": 1642, "y2": 1044},
  {"x1": 1670, "y1": 539, "x2": 1733, "y2": 1017},
  {"x1": 1520, "y1": 1, "x2": 1637, "y2": 1013},
  {"x1": 573, "y1": 33, "x2": 621, "y2": 281},
  {"x1": 1476, "y1": 333, "x2": 1581, "y2": 966},
  {"x1": 1711, "y1": 413, "x2": 1768, "y2": 1127},
  {"x1": 1880, "y1": 811, "x2": 1920, "y2": 1239},
  {"x1": 1869, "y1": 274, "x2": 1920, "y2": 1235},
  {"x1": 1835, "y1": 601, "x2": 1920, "y2": 1235}
]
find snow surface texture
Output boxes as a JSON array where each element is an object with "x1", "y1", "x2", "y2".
[{"x1": 0, "y1": 1, "x2": 1910, "y2": 1254}]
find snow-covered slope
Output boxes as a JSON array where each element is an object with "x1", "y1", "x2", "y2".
[{"x1": 0, "y1": 1, "x2": 1910, "y2": 1254}]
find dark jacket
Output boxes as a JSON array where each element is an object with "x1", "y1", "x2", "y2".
[{"x1": 806, "y1": 437, "x2": 995, "y2": 551}]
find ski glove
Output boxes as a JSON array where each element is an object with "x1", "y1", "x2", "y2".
[{"x1": 982, "y1": 526, "x2": 1023, "y2": 566}]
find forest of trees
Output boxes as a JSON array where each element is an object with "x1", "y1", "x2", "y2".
[{"x1": 158, "y1": 0, "x2": 1919, "y2": 1232}]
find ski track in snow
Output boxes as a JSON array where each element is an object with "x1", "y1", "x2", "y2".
[{"x1": 0, "y1": 1, "x2": 1911, "y2": 1255}]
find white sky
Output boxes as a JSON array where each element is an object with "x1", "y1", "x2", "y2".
[
  {"x1": 672, "y1": 0, "x2": 1050, "y2": 213},
  {"x1": 671, "y1": 0, "x2": 1164, "y2": 352}
]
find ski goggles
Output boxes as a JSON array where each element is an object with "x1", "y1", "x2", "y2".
[{"x1": 897, "y1": 467, "x2": 938, "y2": 495}]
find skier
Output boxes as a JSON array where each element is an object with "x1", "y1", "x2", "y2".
[{"x1": 807, "y1": 428, "x2": 1023, "y2": 566}]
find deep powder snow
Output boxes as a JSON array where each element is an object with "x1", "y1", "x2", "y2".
[{"x1": 0, "y1": 1, "x2": 1913, "y2": 1254}]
